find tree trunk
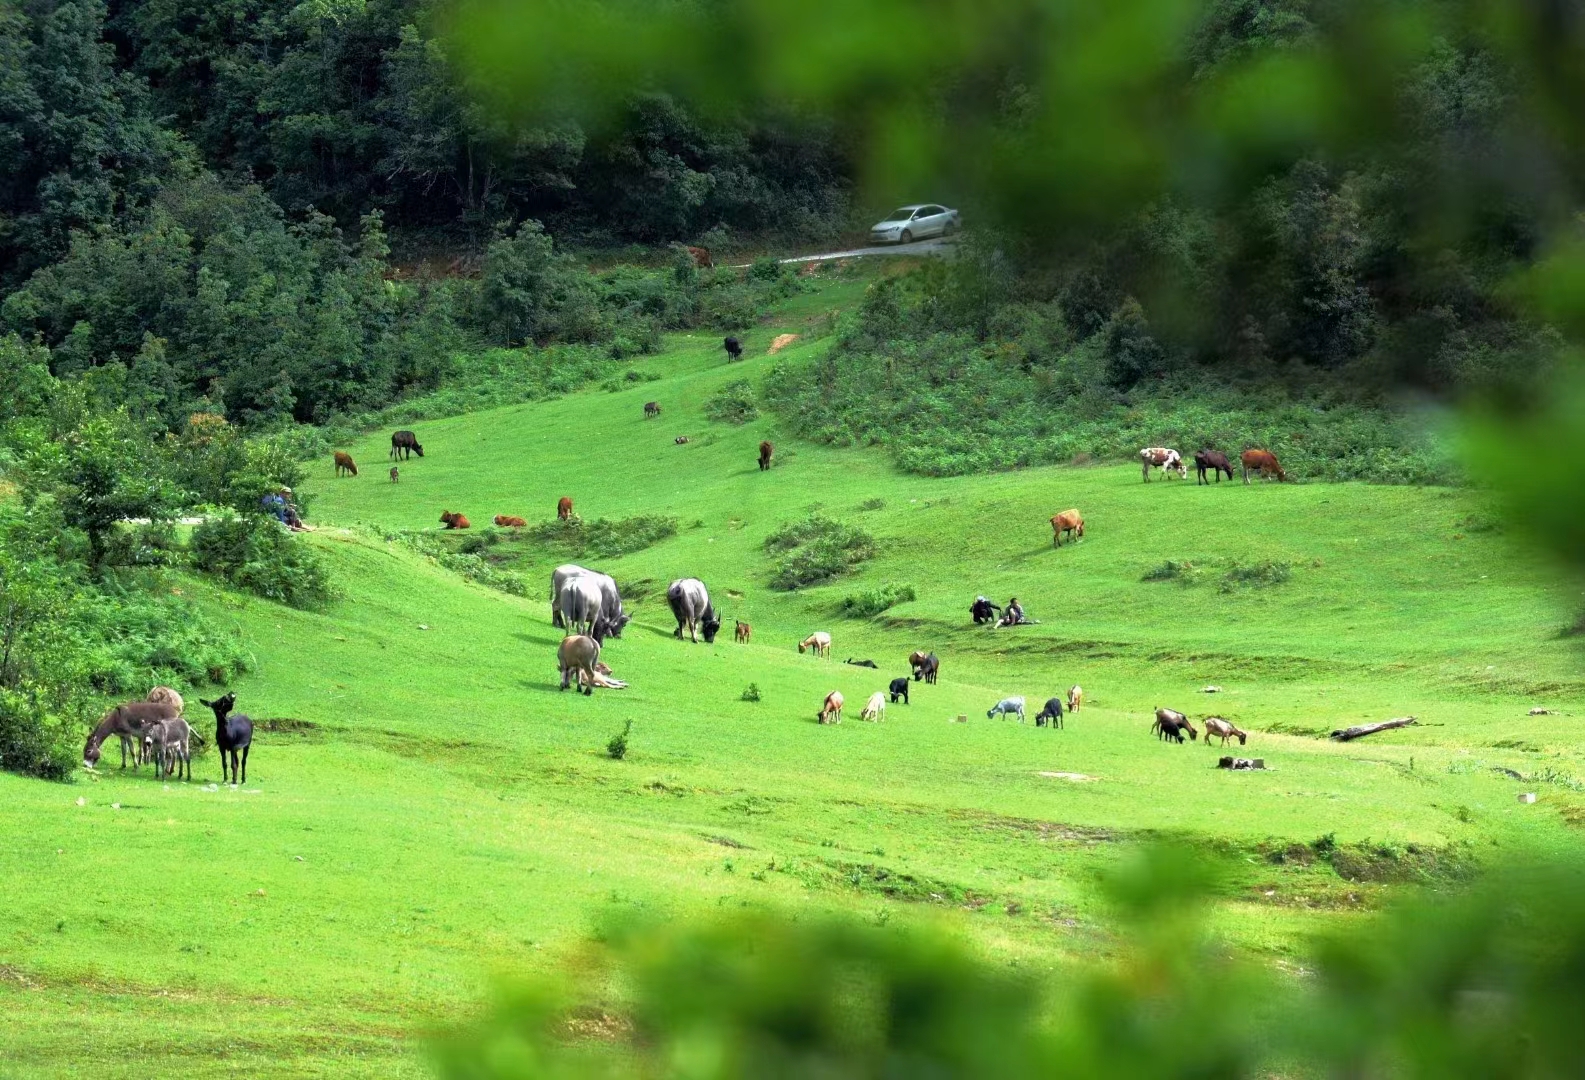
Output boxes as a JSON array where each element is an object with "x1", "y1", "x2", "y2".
[{"x1": 1329, "y1": 716, "x2": 1417, "y2": 741}]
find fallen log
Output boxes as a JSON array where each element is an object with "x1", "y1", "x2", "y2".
[{"x1": 1329, "y1": 716, "x2": 1417, "y2": 742}]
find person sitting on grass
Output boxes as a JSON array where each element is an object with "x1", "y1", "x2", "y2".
[
  {"x1": 996, "y1": 596, "x2": 1035, "y2": 627},
  {"x1": 261, "y1": 486, "x2": 310, "y2": 532}
]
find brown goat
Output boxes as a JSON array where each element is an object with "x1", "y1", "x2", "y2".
[{"x1": 735, "y1": 620, "x2": 752, "y2": 643}]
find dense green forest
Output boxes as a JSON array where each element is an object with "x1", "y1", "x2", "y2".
[{"x1": 2, "y1": 0, "x2": 1583, "y2": 777}]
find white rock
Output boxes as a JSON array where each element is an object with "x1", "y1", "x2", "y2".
[
  {"x1": 75, "y1": 797, "x2": 85, "y2": 807},
  {"x1": 1518, "y1": 792, "x2": 1537, "y2": 804}
]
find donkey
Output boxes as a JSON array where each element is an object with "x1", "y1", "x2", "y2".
[
  {"x1": 200, "y1": 692, "x2": 253, "y2": 786},
  {"x1": 84, "y1": 701, "x2": 179, "y2": 769}
]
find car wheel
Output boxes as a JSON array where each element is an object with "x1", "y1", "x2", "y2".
[
  {"x1": 944, "y1": 220, "x2": 958, "y2": 236},
  {"x1": 900, "y1": 229, "x2": 914, "y2": 244}
]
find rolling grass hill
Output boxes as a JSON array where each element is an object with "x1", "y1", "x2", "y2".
[{"x1": 3, "y1": 290, "x2": 1584, "y2": 1077}]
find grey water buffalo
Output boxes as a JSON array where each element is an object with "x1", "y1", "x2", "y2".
[
  {"x1": 550, "y1": 564, "x2": 629, "y2": 637},
  {"x1": 667, "y1": 578, "x2": 721, "y2": 643},
  {"x1": 558, "y1": 575, "x2": 610, "y2": 640}
]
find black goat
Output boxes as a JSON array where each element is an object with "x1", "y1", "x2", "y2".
[
  {"x1": 844, "y1": 658, "x2": 878, "y2": 669},
  {"x1": 200, "y1": 692, "x2": 254, "y2": 785},
  {"x1": 888, "y1": 677, "x2": 910, "y2": 705}
]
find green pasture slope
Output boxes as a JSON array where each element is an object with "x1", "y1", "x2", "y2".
[{"x1": 6, "y1": 299, "x2": 1585, "y2": 1076}]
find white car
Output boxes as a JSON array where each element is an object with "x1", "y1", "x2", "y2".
[{"x1": 868, "y1": 204, "x2": 960, "y2": 245}]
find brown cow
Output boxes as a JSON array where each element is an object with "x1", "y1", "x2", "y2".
[
  {"x1": 686, "y1": 245, "x2": 713, "y2": 269},
  {"x1": 1050, "y1": 509, "x2": 1084, "y2": 547},
  {"x1": 758, "y1": 441, "x2": 773, "y2": 471},
  {"x1": 1241, "y1": 449, "x2": 1287, "y2": 483},
  {"x1": 494, "y1": 515, "x2": 527, "y2": 528},
  {"x1": 439, "y1": 510, "x2": 470, "y2": 529},
  {"x1": 735, "y1": 620, "x2": 752, "y2": 643},
  {"x1": 557, "y1": 496, "x2": 574, "y2": 520},
  {"x1": 333, "y1": 451, "x2": 358, "y2": 477}
]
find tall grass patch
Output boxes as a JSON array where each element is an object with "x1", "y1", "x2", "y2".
[
  {"x1": 842, "y1": 582, "x2": 916, "y2": 617},
  {"x1": 763, "y1": 514, "x2": 876, "y2": 590}
]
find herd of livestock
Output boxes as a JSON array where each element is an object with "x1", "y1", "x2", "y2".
[{"x1": 83, "y1": 689, "x2": 254, "y2": 784}]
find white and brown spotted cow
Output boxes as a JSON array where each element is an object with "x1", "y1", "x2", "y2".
[{"x1": 1140, "y1": 447, "x2": 1187, "y2": 482}]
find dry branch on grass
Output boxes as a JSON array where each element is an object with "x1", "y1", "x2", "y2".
[{"x1": 1329, "y1": 716, "x2": 1418, "y2": 742}]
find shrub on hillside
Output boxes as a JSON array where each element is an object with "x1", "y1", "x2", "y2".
[
  {"x1": 842, "y1": 582, "x2": 916, "y2": 617},
  {"x1": 764, "y1": 514, "x2": 875, "y2": 590},
  {"x1": 606, "y1": 720, "x2": 632, "y2": 760},
  {"x1": 189, "y1": 515, "x2": 337, "y2": 609},
  {"x1": 704, "y1": 380, "x2": 760, "y2": 424},
  {"x1": 526, "y1": 515, "x2": 679, "y2": 559},
  {"x1": 1220, "y1": 560, "x2": 1291, "y2": 592}
]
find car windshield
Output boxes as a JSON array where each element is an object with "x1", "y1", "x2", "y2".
[{"x1": 883, "y1": 208, "x2": 916, "y2": 222}]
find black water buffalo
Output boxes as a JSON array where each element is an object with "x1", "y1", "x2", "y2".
[{"x1": 390, "y1": 430, "x2": 423, "y2": 460}]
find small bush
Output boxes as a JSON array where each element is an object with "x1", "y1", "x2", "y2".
[
  {"x1": 607, "y1": 720, "x2": 633, "y2": 760},
  {"x1": 741, "y1": 683, "x2": 762, "y2": 703},
  {"x1": 842, "y1": 582, "x2": 916, "y2": 617},
  {"x1": 857, "y1": 498, "x2": 886, "y2": 511},
  {"x1": 189, "y1": 515, "x2": 337, "y2": 609},
  {"x1": 764, "y1": 514, "x2": 877, "y2": 591},
  {"x1": 525, "y1": 515, "x2": 679, "y2": 559},
  {"x1": 0, "y1": 689, "x2": 78, "y2": 781},
  {"x1": 1142, "y1": 560, "x2": 1201, "y2": 584},
  {"x1": 704, "y1": 379, "x2": 760, "y2": 425},
  {"x1": 1220, "y1": 560, "x2": 1292, "y2": 592}
]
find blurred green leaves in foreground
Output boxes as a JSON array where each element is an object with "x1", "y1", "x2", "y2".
[{"x1": 437, "y1": 847, "x2": 1585, "y2": 1078}]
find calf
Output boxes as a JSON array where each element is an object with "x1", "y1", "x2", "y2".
[
  {"x1": 888, "y1": 677, "x2": 910, "y2": 705},
  {"x1": 1140, "y1": 447, "x2": 1186, "y2": 482},
  {"x1": 558, "y1": 635, "x2": 602, "y2": 696},
  {"x1": 1050, "y1": 509, "x2": 1084, "y2": 547},
  {"x1": 1194, "y1": 449, "x2": 1234, "y2": 485},
  {"x1": 758, "y1": 441, "x2": 773, "y2": 471},
  {"x1": 333, "y1": 450, "x2": 358, "y2": 477},
  {"x1": 494, "y1": 515, "x2": 527, "y2": 527},
  {"x1": 861, "y1": 692, "x2": 887, "y2": 723},
  {"x1": 819, "y1": 690, "x2": 844, "y2": 725},
  {"x1": 1204, "y1": 717, "x2": 1248, "y2": 746},
  {"x1": 734, "y1": 620, "x2": 751, "y2": 643},
  {"x1": 439, "y1": 510, "x2": 470, "y2": 529},
  {"x1": 390, "y1": 466, "x2": 399, "y2": 483},
  {"x1": 144, "y1": 717, "x2": 192, "y2": 781},
  {"x1": 987, "y1": 696, "x2": 1027, "y2": 723},
  {"x1": 1034, "y1": 697, "x2": 1065, "y2": 729},
  {"x1": 1241, "y1": 449, "x2": 1287, "y2": 483},
  {"x1": 687, "y1": 245, "x2": 713, "y2": 269},
  {"x1": 1153, "y1": 707, "x2": 1197, "y2": 743},
  {"x1": 724, "y1": 336, "x2": 743, "y2": 361},
  {"x1": 644, "y1": 401, "x2": 661, "y2": 419},
  {"x1": 557, "y1": 496, "x2": 574, "y2": 520}
]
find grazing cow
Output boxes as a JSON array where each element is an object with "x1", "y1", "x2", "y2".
[
  {"x1": 494, "y1": 515, "x2": 527, "y2": 528},
  {"x1": 439, "y1": 510, "x2": 470, "y2": 529},
  {"x1": 390, "y1": 430, "x2": 423, "y2": 460},
  {"x1": 558, "y1": 635, "x2": 602, "y2": 696},
  {"x1": 644, "y1": 401, "x2": 661, "y2": 419},
  {"x1": 558, "y1": 575, "x2": 610, "y2": 640},
  {"x1": 200, "y1": 692, "x2": 253, "y2": 786},
  {"x1": 818, "y1": 691, "x2": 844, "y2": 725},
  {"x1": 1050, "y1": 509, "x2": 1084, "y2": 547},
  {"x1": 667, "y1": 578, "x2": 721, "y2": 643},
  {"x1": 333, "y1": 451, "x2": 358, "y2": 477},
  {"x1": 1241, "y1": 449, "x2": 1287, "y2": 483},
  {"x1": 798, "y1": 632, "x2": 832, "y2": 658},
  {"x1": 910, "y1": 651, "x2": 940, "y2": 684},
  {"x1": 758, "y1": 441, "x2": 773, "y2": 471},
  {"x1": 557, "y1": 496, "x2": 574, "y2": 520},
  {"x1": 970, "y1": 596, "x2": 1001, "y2": 625},
  {"x1": 844, "y1": 658, "x2": 878, "y2": 669},
  {"x1": 390, "y1": 466, "x2": 399, "y2": 483},
  {"x1": 735, "y1": 620, "x2": 752, "y2": 643},
  {"x1": 1204, "y1": 717, "x2": 1248, "y2": 746},
  {"x1": 687, "y1": 245, "x2": 713, "y2": 269},
  {"x1": 861, "y1": 692, "x2": 887, "y2": 722},
  {"x1": 549, "y1": 565, "x2": 629, "y2": 637},
  {"x1": 83, "y1": 701, "x2": 179, "y2": 769},
  {"x1": 675, "y1": 436, "x2": 691, "y2": 445},
  {"x1": 1140, "y1": 447, "x2": 1186, "y2": 482},
  {"x1": 724, "y1": 336, "x2": 743, "y2": 362},
  {"x1": 888, "y1": 677, "x2": 910, "y2": 705},
  {"x1": 1068, "y1": 685, "x2": 1084, "y2": 713},
  {"x1": 1194, "y1": 449, "x2": 1234, "y2": 485},
  {"x1": 1153, "y1": 707, "x2": 1197, "y2": 743},
  {"x1": 1035, "y1": 697, "x2": 1065, "y2": 729},
  {"x1": 987, "y1": 697, "x2": 1027, "y2": 723}
]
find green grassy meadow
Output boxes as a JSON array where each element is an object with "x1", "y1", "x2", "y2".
[{"x1": 5, "y1": 290, "x2": 1585, "y2": 1077}]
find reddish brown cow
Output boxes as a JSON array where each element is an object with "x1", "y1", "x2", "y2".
[
  {"x1": 557, "y1": 496, "x2": 574, "y2": 520},
  {"x1": 758, "y1": 441, "x2": 773, "y2": 471},
  {"x1": 1241, "y1": 449, "x2": 1287, "y2": 484},
  {"x1": 1050, "y1": 509, "x2": 1084, "y2": 547},
  {"x1": 333, "y1": 451, "x2": 358, "y2": 477},
  {"x1": 686, "y1": 245, "x2": 713, "y2": 269},
  {"x1": 494, "y1": 515, "x2": 527, "y2": 527},
  {"x1": 439, "y1": 510, "x2": 470, "y2": 529}
]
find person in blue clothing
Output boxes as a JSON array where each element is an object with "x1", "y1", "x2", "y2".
[{"x1": 261, "y1": 486, "x2": 308, "y2": 531}]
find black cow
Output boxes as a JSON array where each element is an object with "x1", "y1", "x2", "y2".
[
  {"x1": 888, "y1": 677, "x2": 910, "y2": 705},
  {"x1": 390, "y1": 430, "x2": 424, "y2": 461},
  {"x1": 1194, "y1": 449, "x2": 1233, "y2": 485},
  {"x1": 724, "y1": 336, "x2": 743, "y2": 362}
]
